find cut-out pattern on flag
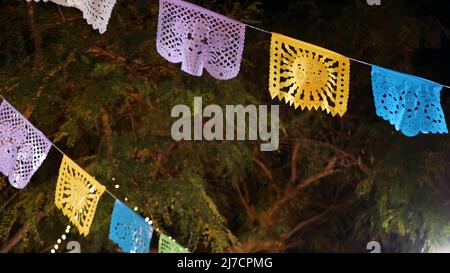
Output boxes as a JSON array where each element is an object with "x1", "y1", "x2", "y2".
[
  {"x1": 55, "y1": 155, "x2": 105, "y2": 236},
  {"x1": 269, "y1": 33, "x2": 350, "y2": 117},
  {"x1": 159, "y1": 233, "x2": 189, "y2": 253},
  {"x1": 26, "y1": 0, "x2": 116, "y2": 34},
  {"x1": 372, "y1": 65, "x2": 448, "y2": 137},
  {"x1": 109, "y1": 200, "x2": 154, "y2": 253},
  {"x1": 0, "y1": 100, "x2": 52, "y2": 189},
  {"x1": 156, "y1": 0, "x2": 246, "y2": 80}
]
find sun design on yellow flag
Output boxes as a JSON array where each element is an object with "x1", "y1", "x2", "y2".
[
  {"x1": 269, "y1": 33, "x2": 350, "y2": 117},
  {"x1": 55, "y1": 155, "x2": 105, "y2": 236}
]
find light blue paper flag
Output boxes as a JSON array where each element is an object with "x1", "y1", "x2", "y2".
[
  {"x1": 371, "y1": 65, "x2": 448, "y2": 137},
  {"x1": 109, "y1": 200, "x2": 154, "y2": 253}
]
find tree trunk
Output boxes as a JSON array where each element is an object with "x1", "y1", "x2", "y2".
[
  {"x1": 0, "y1": 223, "x2": 29, "y2": 253},
  {"x1": 0, "y1": 213, "x2": 44, "y2": 253}
]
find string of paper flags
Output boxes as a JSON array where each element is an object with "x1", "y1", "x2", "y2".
[
  {"x1": 5, "y1": 0, "x2": 450, "y2": 253},
  {"x1": 0, "y1": 95, "x2": 189, "y2": 253},
  {"x1": 24, "y1": 0, "x2": 450, "y2": 137}
]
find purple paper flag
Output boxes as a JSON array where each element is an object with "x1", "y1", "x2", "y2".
[
  {"x1": 0, "y1": 100, "x2": 52, "y2": 189},
  {"x1": 156, "y1": 0, "x2": 246, "y2": 80}
]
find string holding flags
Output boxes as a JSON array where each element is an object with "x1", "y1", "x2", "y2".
[
  {"x1": 371, "y1": 65, "x2": 448, "y2": 137},
  {"x1": 0, "y1": 97, "x2": 188, "y2": 252},
  {"x1": 24, "y1": 0, "x2": 449, "y2": 129},
  {"x1": 55, "y1": 155, "x2": 106, "y2": 236},
  {"x1": 25, "y1": 0, "x2": 117, "y2": 34},
  {"x1": 0, "y1": 100, "x2": 52, "y2": 189},
  {"x1": 156, "y1": 0, "x2": 246, "y2": 80}
]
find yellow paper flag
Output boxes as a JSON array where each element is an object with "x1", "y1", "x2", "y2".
[
  {"x1": 269, "y1": 33, "x2": 350, "y2": 117},
  {"x1": 55, "y1": 155, "x2": 105, "y2": 236}
]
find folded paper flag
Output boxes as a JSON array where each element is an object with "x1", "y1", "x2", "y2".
[
  {"x1": 55, "y1": 155, "x2": 106, "y2": 236},
  {"x1": 269, "y1": 33, "x2": 350, "y2": 117},
  {"x1": 26, "y1": 0, "x2": 116, "y2": 34},
  {"x1": 109, "y1": 200, "x2": 154, "y2": 253},
  {"x1": 157, "y1": 0, "x2": 246, "y2": 80},
  {"x1": 371, "y1": 65, "x2": 448, "y2": 137},
  {"x1": 0, "y1": 100, "x2": 52, "y2": 189},
  {"x1": 159, "y1": 233, "x2": 189, "y2": 253}
]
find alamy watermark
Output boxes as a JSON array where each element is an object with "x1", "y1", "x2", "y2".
[
  {"x1": 171, "y1": 97, "x2": 279, "y2": 152},
  {"x1": 66, "y1": 241, "x2": 81, "y2": 253},
  {"x1": 367, "y1": 241, "x2": 381, "y2": 253},
  {"x1": 366, "y1": 0, "x2": 381, "y2": 6}
]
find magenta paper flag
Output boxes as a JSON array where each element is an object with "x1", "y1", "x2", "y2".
[
  {"x1": 156, "y1": 0, "x2": 246, "y2": 80},
  {"x1": 0, "y1": 100, "x2": 52, "y2": 189}
]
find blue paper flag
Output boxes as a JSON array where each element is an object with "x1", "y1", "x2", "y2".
[
  {"x1": 109, "y1": 200, "x2": 154, "y2": 253},
  {"x1": 371, "y1": 65, "x2": 448, "y2": 137}
]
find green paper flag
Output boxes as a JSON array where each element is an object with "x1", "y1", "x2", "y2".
[{"x1": 158, "y1": 233, "x2": 189, "y2": 253}]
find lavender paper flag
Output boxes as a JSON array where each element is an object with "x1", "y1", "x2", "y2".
[
  {"x1": 0, "y1": 100, "x2": 52, "y2": 189},
  {"x1": 26, "y1": 0, "x2": 117, "y2": 34},
  {"x1": 156, "y1": 0, "x2": 246, "y2": 80}
]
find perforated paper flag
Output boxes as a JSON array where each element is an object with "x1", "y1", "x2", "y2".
[
  {"x1": 269, "y1": 33, "x2": 350, "y2": 117},
  {"x1": 159, "y1": 233, "x2": 189, "y2": 253},
  {"x1": 26, "y1": 0, "x2": 116, "y2": 34},
  {"x1": 109, "y1": 200, "x2": 154, "y2": 253},
  {"x1": 157, "y1": 0, "x2": 246, "y2": 80},
  {"x1": 55, "y1": 155, "x2": 106, "y2": 236},
  {"x1": 0, "y1": 100, "x2": 52, "y2": 189},
  {"x1": 372, "y1": 65, "x2": 448, "y2": 137}
]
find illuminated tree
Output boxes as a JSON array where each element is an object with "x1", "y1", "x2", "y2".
[{"x1": 0, "y1": 0, "x2": 449, "y2": 253}]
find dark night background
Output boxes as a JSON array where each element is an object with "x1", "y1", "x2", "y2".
[{"x1": 0, "y1": 0, "x2": 450, "y2": 253}]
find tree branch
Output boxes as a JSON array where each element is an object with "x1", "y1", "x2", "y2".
[
  {"x1": 0, "y1": 212, "x2": 44, "y2": 253},
  {"x1": 252, "y1": 157, "x2": 279, "y2": 194},
  {"x1": 290, "y1": 142, "x2": 301, "y2": 184},
  {"x1": 235, "y1": 182, "x2": 255, "y2": 222},
  {"x1": 0, "y1": 224, "x2": 29, "y2": 253},
  {"x1": 252, "y1": 157, "x2": 273, "y2": 182},
  {"x1": 0, "y1": 191, "x2": 20, "y2": 214},
  {"x1": 27, "y1": 2, "x2": 42, "y2": 70},
  {"x1": 126, "y1": 99, "x2": 138, "y2": 141},
  {"x1": 88, "y1": 45, "x2": 160, "y2": 74},
  {"x1": 100, "y1": 107, "x2": 114, "y2": 159},
  {"x1": 291, "y1": 138, "x2": 372, "y2": 175},
  {"x1": 263, "y1": 157, "x2": 338, "y2": 224},
  {"x1": 285, "y1": 208, "x2": 332, "y2": 240}
]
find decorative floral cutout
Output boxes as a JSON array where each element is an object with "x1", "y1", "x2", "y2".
[
  {"x1": 55, "y1": 155, "x2": 106, "y2": 236},
  {"x1": 0, "y1": 100, "x2": 52, "y2": 189},
  {"x1": 372, "y1": 65, "x2": 447, "y2": 137},
  {"x1": 159, "y1": 233, "x2": 189, "y2": 253},
  {"x1": 109, "y1": 200, "x2": 154, "y2": 253},
  {"x1": 157, "y1": 0, "x2": 246, "y2": 80},
  {"x1": 0, "y1": 123, "x2": 25, "y2": 176},
  {"x1": 269, "y1": 33, "x2": 350, "y2": 117}
]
